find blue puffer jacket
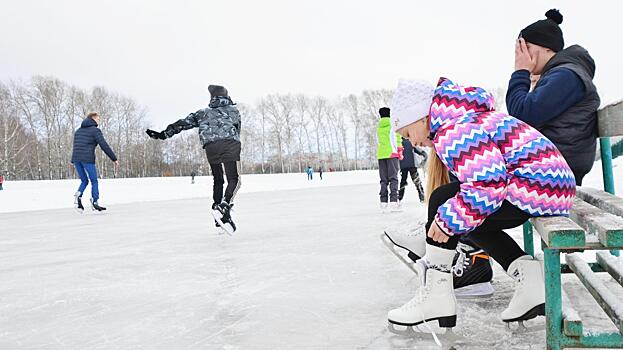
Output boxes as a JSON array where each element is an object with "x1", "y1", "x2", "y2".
[{"x1": 71, "y1": 118, "x2": 117, "y2": 163}]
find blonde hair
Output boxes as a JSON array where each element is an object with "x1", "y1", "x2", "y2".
[
  {"x1": 86, "y1": 112, "x2": 99, "y2": 119},
  {"x1": 425, "y1": 148, "x2": 450, "y2": 202}
]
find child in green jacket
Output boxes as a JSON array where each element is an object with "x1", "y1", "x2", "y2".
[{"x1": 377, "y1": 107, "x2": 403, "y2": 212}]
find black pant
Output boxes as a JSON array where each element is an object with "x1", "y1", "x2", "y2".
[
  {"x1": 425, "y1": 182, "x2": 531, "y2": 271},
  {"x1": 210, "y1": 161, "x2": 240, "y2": 205},
  {"x1": 399, "y1": 168, "x2": 424, "y2": 201}
]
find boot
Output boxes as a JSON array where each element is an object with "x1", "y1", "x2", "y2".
[
  {"x1": 90, "y1": 198, "x2": 106, "y2": 211},
  {"x1": 501, "y1": 256, "x2": 545, "y2": 322},
  {"x1": 388, "y1": 244, "x2": 457, "y2": 328},
  {"x1": 383, "y1": 224, "x2": 426, "y2": 261},
  {"x1": 389, "y1": 201, "x2": 402, "y2": 212},
  {"x1": 380, "y1": 202, "x2": 388, "y2": 213},
  {"x1": 74, "y1": 191, "x2": 84, "y2": 211},
  {"x1": 452, "y1": 242, "x2": 494, "y2": 298}
]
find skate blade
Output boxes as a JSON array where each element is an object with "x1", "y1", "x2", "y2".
[
  {"x1": 503, "y1": 304, "x2": 545, "y2": 333},
  {"x1": 454, "y1": 282, "x2": 495, "y2": 299},
  {"x1": 504, "y1": 320, "x2": 546, "y2": 334},
  {"x1": 211, "y1": 210, "x2": 232, "y2": 236},
  {"x1": 387, "y1": 323, "x2": 463, "y2": 343},
  {"x1": 380, "y1": 234, "x2": 418, "y2": 274}
]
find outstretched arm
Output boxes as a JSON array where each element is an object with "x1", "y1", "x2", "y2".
[
  {"x1": 147, "y1": 111, "x2": 202, "y2": 140},
  {"x1": 163, "y1": 111, "x2": 202, "y2": 138},
  {"x1": 95, "y1": 129, "x2": 118, "y2": 161}
]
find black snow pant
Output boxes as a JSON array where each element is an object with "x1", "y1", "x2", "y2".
[
  {"x1": 399, "y1": 168, "x2": 424, "y2": 202},
  {"x1": 425, "y1": 182, "x2": 531, "y2": 271},
  {"x1": 210, "y1": 161, "x2": 241, "y2": 205},
  {"x1": 378, "y1": 158, "x2": 400, "y2": 203}
]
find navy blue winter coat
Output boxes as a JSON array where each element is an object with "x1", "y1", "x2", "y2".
[{"x1": 71, "y1": 118, "x2": 117, "y2": 164}]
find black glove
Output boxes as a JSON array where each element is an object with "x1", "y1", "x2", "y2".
[{"x1": 146, "y1": 129, "x2": 166, "y2": 140}]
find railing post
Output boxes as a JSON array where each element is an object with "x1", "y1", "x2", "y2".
[
  {"x1": 523, "y1": 222, "x2": 535, "y2": 257},
  {"x1": 600, "y1": 137, "x2": 620, "y2": 257},
  {"x1": 544, "y1": 247, "x2": 564, "y2": 350},
  {"x1": 601, "y1": 137, "x2": 616, "y2": 195}
]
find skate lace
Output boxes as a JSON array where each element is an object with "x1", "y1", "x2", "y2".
[
  {"x1": 452, "y1": 250, "x2": 467, "y2": 278},
  {"x1": 408, "y1": 263, "x2": 442, "y2": 347}
]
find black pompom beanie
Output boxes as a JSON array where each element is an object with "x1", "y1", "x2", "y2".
[{"x1": 520, "y1": 9, "x2": 564, "y2": 52}]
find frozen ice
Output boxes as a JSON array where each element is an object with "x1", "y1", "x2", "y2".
[{"x1": 0, "y1": 157, "x2": 621, "y2": 349}]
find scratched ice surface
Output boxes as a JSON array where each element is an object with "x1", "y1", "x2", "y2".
[{"x1": 0, "y1": 163, "x2": 620, "y2": 349}]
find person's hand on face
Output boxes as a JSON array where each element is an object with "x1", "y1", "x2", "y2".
[
  {"x1": 428, "y1": 222, "x2": 450, "y2": 243},
  {"x1": 515, "y1": 38, "x2": 537, "y2": 73}
]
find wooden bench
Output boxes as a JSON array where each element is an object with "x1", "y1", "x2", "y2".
[{"x1": 524, "y1": 100, "x2": 623, "y2": 350}]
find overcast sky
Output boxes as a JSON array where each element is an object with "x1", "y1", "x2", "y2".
[{"x1": 1, "y1": 0, "x2": 621, "y2": 127}]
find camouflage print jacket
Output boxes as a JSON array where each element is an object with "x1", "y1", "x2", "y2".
[{"x1": 163, "y1": 97, "x2": 241, "y2": 146}]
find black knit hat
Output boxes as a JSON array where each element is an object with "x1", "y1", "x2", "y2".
[
  {"x1": 379, "y1": 107, "x2": 390, "y2": 118},
  {"x1": 520, "y1": 9, "x2": 564, "y2": 52},
  {"x1": 208, "y1": 85, "x2": 228, "y2": 98}
]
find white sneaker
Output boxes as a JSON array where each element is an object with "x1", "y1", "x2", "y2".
[
  {"x1": 388, "y1": 244, "x2": 457, "y2": 327},
  {"x1": 501, "y1": 256, "x2": 545, "y2": 322}
]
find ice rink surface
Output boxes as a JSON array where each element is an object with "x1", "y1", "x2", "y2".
[{"x1": 1, "y1": 163, "x2": 622, "y2": 349}]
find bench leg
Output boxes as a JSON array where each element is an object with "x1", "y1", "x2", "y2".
[
  {"x1": 600, "y1": 138, "x2": 621, "y2": 257},
  {"x1": 544, "y1": 247, "x2": 563, "y2": 350},
  {"x1": 523, "y1": 222, "x2": 534, "y2": 257}
]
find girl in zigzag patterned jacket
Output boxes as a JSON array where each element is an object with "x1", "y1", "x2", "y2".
[{"x1": 385, "y1": 78, "x2": 576, "y2": 332}]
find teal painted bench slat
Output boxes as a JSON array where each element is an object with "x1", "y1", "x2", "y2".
[{"x1": 566, "y1": 253, "x2": 623, "y2": 335}]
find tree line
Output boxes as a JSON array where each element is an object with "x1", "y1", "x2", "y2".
[{"x1": 0, "y1": 76, "x2": 507, "y2": 181}]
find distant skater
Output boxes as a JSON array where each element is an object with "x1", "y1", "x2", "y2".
[
  {"x1": 399, "y1": 137, "x2": 425, "y2": 203},
  {"x1": 71, "y1": 112, "x2": 119, "y2": 212},
  {"x1": 319, "y1": 167, "x2": 323, "y2": 180},
  {"x1": 376, "y1": 107, "x2": 403, "y2": 212},
  {"x1": 306, "y1": 166, "x2": 313, "y2": 180},
  {"x1": 0, "y1": 174, "x2": 4, "y2": 191},
  {"x1": 191, "y1": 171, "x2": 196, "y2": 184}
]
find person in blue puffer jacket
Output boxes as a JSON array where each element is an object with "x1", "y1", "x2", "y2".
[{"x1": 71, "y1": 112, "x2": 118, "y2": 211}]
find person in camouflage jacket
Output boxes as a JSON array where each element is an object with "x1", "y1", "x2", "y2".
[{"x1": 146, "y1": 85, "x2": 242, "y2": 209}]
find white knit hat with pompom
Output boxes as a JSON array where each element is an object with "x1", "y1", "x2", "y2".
[{"x1": 390, "y1": 79, "x2": 435, "y2": 130}]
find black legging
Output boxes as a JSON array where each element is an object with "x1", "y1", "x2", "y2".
[
  {"x1": 425, "y1": 182, "x2": 531, "y2": 271},
  {"x1": 210, "y1": 161, "x2": 240, "y2": 205},
  {"x1": 399, "y1": 168, "x2": 424, "y2": 201}
]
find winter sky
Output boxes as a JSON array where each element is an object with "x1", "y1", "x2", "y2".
[{"x1": 1, "y1": 0, "x2": 621, "y2": 127}]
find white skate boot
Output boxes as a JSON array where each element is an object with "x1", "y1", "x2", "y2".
[
  {"x1": 388, "y1": 244, "x2": 457, "y2": 341},
  {"x1": 380, "y1": 202, "x2": 390, "y2": 213},
  {"x1": 501, "y1": 256, "x2": 545, "y2": 328},
  {"x1": 382, "y1": 222, "x2": 426, "y2": 273},
  {"x1": 389, "y1": 201, "x2": 402, "y2": 212}
]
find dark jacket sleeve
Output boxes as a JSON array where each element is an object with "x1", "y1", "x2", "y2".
[
  {"x1": 413, "y1": 146, "x2": 427, "y2": 158},
  {"x1": 95, "y1": 129, "x2": 118, "y2": 161},
  {"x1": 163, "y1": 111, "x2": 201, "y2": 138},
  {"x1": 506, "y1": 68, "x2": 585, "y2": 128}
]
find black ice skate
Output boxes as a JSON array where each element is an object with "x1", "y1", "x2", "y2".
[
  {"x1": 74, "y1": 192, "x2": 84, "y2": 212},
  {"x1": 90, "y1": 198, "x2": 107, "y2": 211},
  {"x1": 211, "y1": 202, "x2": 236, "y2": 235},
  {"x1": 452, "y1": 242, "x2": 495, "y2": 298}
]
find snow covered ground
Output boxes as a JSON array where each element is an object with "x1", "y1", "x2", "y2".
[{"x1": 0, "y1": 159, "x2": 622, "y2": 349}]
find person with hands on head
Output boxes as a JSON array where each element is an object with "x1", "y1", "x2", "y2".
[
  {"x1": 507, "y1": 9, "x2": 599, "y2": 185},
  {"x1": 71, "y1": 111, "x2": 119, "y2": 211},
  {"x1": 146, "y1": 85, "x2": 242, "y2": 231},
  {"x1": 386, "y1": 78, "x2": 576, "y2": 334}
]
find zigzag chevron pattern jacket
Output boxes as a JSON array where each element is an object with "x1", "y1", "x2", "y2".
[{"x1": 430, "y1": 78, "x2": 576, "y2": 236}]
